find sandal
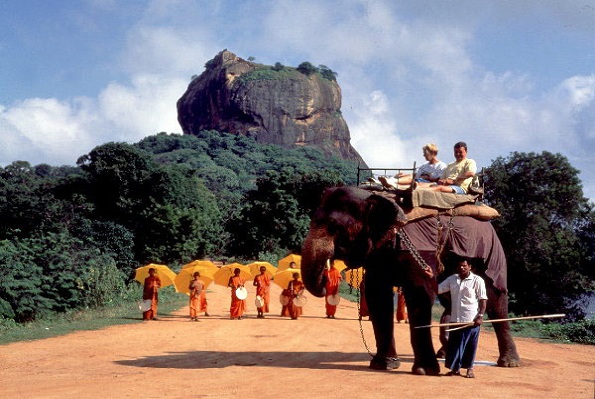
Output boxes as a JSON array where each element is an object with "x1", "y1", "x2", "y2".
[
  {"x1": 465, "y1": 369, "x2": 475, "y2": 378},
  {"x1": 446, "y1": 370, "x2": 461, "y2": 376}
]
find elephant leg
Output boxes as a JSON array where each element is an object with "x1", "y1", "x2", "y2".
[
  {"x1": 436, "y1": 312, "x2": 450, "y2": 358},
  {"x1": 486, "y1": 284, "x2": 520, "y2": 367},
  {"x1": 436, "y1": 293, "x2": 451, "y2": 358},
  {"x1": 406, "y1": 284, "x2": 440, "y2": 376},
  {"x1": 365, "y1": 269, "x2": 400, "y2": 370}
]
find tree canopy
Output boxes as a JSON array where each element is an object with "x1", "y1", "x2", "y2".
[
  {"x1": 484, "y1": 151, "x2": 595, "y2": 320},
  {"x1": 2, "y1": 135, "x2": 593, "y2": 324},
  {"x1": 0, "y1": 131, "x2": 357, "y2": 321}
]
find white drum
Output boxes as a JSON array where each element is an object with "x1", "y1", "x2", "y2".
[
  {"x1": 327, "y1": 294, "x2": 340, "y2": 306},
  {"x1": 235, "y1": 286, "x2": 248, "y2": 300},
  {"x1": 279, "y1": 294, "x2": 290, "y2": 306},
  {"x1": 293, "y1": 294, "x2": 308, "y2": 307},
  {"x1": 255, "y1": 295, "x2": 264, "y2": 308},
  {"x1": 138, "y1": 299, "x2": 152, "y2": 312}
]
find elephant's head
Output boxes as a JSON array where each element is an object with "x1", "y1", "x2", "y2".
[{"x1": 301, "y1": 186, "x2": 407, "y2": 297}]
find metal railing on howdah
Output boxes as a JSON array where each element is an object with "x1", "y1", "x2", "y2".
[{"x1": 356, "y1": 162, "x2": 416, "y2": 186}]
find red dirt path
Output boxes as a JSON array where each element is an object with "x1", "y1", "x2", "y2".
[{"x1": 1, "y1": 283, "x2": 593, "y2": 398}]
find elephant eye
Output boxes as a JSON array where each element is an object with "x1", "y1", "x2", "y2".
[{"x1": 327, "y1": 223, "x2": 339, "y2": 235}]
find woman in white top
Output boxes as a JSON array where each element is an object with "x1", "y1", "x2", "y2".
[{"x1": 379, "y1": 143, "x2": 446, "y2": 189}]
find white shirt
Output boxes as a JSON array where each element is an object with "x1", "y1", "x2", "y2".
[
  {"x1": 416, "y1": 161, "x2": 447, "y2": 180},
  {"x1": 438, "y1": 272, "x2": 487, "y2": 323}
]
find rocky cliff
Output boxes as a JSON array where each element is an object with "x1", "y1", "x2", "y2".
[{"x1": 177, "y1": 50, "x2": 365, "y2": 164}]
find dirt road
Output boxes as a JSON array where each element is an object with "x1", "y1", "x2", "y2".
[{"x1": 1, "y1": 283, "x2": 593, "y2": 399}]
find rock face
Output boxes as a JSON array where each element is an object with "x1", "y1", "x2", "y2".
[{"x1": 177, "y1": 50, "x2": 365, "y2": 164}]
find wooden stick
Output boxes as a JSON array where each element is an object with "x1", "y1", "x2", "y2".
[
  {"x1": 445, "y1": 323, "x2": 474, "y2": 332},
  {"x1": 414, "y1": 313, "x2": 566, "y2": 329}
]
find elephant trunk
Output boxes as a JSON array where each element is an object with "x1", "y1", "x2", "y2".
[{"x1": 301, "y1": 227, "x2": 334, "y2": 297}]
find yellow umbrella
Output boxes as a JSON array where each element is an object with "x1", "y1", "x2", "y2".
[
  {"x1": 174, "y1": 266, "x2": 215, "y2": 294},
  {"x1": 278, "y1": 254, "x2": 301, "y2": 270},
  {"x1": 214, "y1": 263, "x2": 253, "y2": 286},
  {"x1": 134, "y1": 263, "x2": 177, "y2": 289},
  {"x1": 344, "y1": 267, "x2": 365, "y2": 288},
  {"x1": 247, "y1": 261, "x2": 277, "y2": 278},
  {"x1": 181, "y1": 259, "x2": 218, "y2": 273},
  {"x1": 331, "y1": 259, "x2": 348, "y2": 273},
  {"x1": 180, "y1": 260, "x2": 218, "y2": 283},
  {"x1": 274, "y1": 268, "x2": 302, "y2": 289}
]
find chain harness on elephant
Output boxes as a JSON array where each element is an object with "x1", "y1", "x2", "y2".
[{"x1": 352, "y1": 213, "x2": 456, "y2": 357}]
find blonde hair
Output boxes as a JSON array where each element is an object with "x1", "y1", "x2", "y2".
[{"x1": 422, "y1": 143, "x2": 438, "y2": 155}]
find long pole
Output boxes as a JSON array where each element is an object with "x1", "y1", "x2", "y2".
[{"x1": 414, "y1": 313, "x2": 566, "y2": 329}]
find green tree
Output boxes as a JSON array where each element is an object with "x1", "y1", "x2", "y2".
[
  {"x1": 318, "y1": 64, "x2": 337, "y2": 81},
  {"x1": 0, "y1": 161, "x2": 64, "y2": 238},
  {"x1": 484, "y1": 151, "x2": 594, "y2": 319},
  {"x1": 77, "y1": 142, "x2": 158, "y2": 221},
  {"x1": 77, "y1": 143, "x2": 225, "y2": 264},
  {"x1": 0, "y1": 231, "x2": 126, "y2": 321},
  {"x1": 135, "y1": 165, "x2": 225, "y2": 263},
  {"x1": 227, "y1": 168, "x2": 344, "y2": 258},
  {"x1": 297, "y1": 61, "x2": 318, "y2": 76},
  {"x1": 0, "y1": 238, "x2": 43, "y2": 321}
]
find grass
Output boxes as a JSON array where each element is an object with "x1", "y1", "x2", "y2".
[
  {"x1": 0, "y1": 285, "x2": 187, "y2": 346},
  {"x1": 3, "y1": 282, "x2": 592, "y2": 346},
  {"x1": 339, "y1": 283, "x2": 594, "y2": 345}
]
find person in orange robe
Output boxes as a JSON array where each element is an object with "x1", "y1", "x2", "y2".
[
  {"x1": 395, "y1": 287, "x2": 408, "y2": 323},
  {"x1": 228, "y1": 268, "x2": 246, "y2": 320},
  {"x1": 282, "y1": 273, "x2": 305, "y2": 320},
  {"x1": 199, "y1": 281, "x2": 210, "y2": 317},
  {"x1": 323, "y1": 262, "x2": 342, "y2": 319},
  {"x1": 189, "y1": 272, "x2": 205, "y2": 321},
  {"x1": 280, "y1": 262, "x2": 297, "y2": 316},
  {"x1": 143, "y1": 268, "x2": 161, "y2": 321},
  {"x1": 253, "y1": 266, "x2": 271, "y2": 318}
]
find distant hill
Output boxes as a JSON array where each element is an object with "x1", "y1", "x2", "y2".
[{"x1": 177, "y1": 50, "x2": 366, "y2": 166}]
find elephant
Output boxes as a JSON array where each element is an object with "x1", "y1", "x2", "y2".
[{"x1": 301, "y1": 186, "x2": 520, "y2": 375}]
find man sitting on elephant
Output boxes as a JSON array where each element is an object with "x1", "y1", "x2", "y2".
[{"x1": 419, "y1": 141, "x2": 477, "y2": 194}]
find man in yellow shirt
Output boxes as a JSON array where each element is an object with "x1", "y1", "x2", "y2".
[{"x1": 424, "y1": 141, "x2": 476, "y2": 194}]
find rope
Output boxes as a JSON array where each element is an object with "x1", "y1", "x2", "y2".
[
  {"x1": 353, "y1": 268, "x2": 374, "y2": 358},
  {"x1": 435, "y1": 214, "x2": 456, "y2": 274}
]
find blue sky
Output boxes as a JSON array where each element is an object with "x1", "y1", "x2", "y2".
[{"x1": 1, "y1": 0, "x2": 594, "y2": 201}]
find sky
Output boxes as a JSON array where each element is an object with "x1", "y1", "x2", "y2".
[{"x1": 1, "y1": 0, "x2": 594, "y2": 201}]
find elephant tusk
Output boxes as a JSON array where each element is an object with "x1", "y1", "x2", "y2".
[{"x1": 326, "y1": 258, "x2": 331, "y2": 270}]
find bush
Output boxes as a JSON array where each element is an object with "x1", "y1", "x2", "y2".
[
  {"x1": 79, "y1": 254, "x2": 127, "y2": 308},
  {"x1": 297, "y1": 62, "x2": 318, "y2": 76},
  {"x1": 540, "y1": 319, "x2": 595, "y2": 345}
]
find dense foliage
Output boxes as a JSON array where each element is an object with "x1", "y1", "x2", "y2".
[
  {"x1": 484, "y1": 151, "x2": 595, "y2": 320},
  {"x1": 0, "y1": 131, "x2": 357, "y2": 322},
  {"x1": 237, "y1": 61, "x2": 338, "y2": 84},
  {"x1": 2, "y1": 136, "x2": 593, "y2": 333}
]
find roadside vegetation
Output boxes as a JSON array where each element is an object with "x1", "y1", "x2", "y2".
[
  {"x1": 0, "y1": 129, "x2": 593, "y2": 345},
  {"x1": 0, "y1": 285, "x2": 185, "y2": 345}
]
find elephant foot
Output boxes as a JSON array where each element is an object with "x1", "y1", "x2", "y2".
[
  {"x1": 369, "y1": 356, "x2": 401, "y2": 370},
  {"x1": 497, "y1": 353, "x2": 521, "y2": 367},
  {"x1": 411, "y1": 365, "x2": 441, "y2": 376}
]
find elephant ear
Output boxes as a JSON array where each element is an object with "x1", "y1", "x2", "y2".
[{"x1": 364, "y1": 194, "x2": 407, "y2": 247}]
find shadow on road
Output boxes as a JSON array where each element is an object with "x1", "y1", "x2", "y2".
[{"x1": 115, "y1": 350, "x2": 416, "y2": 372}]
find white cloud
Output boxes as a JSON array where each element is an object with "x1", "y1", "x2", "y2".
[
  {"x1": 1, "y1": 0, "x2": 593, "y2": 200},
  {"x1": 350, "y1": 90, "x2": 418, "y2": 170},
  {"x1": 0, "y1": 73, "x2": 187, "y2": 166},
  {"x1": 98, "y1": 74, "x2": 186, "y2": 138},
  {"x1": 120, "y1": 25, "x2": 215, "y2": 76},
  {"x1": 0, "y1": 98, "x2": 98, "y2": 165}
]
